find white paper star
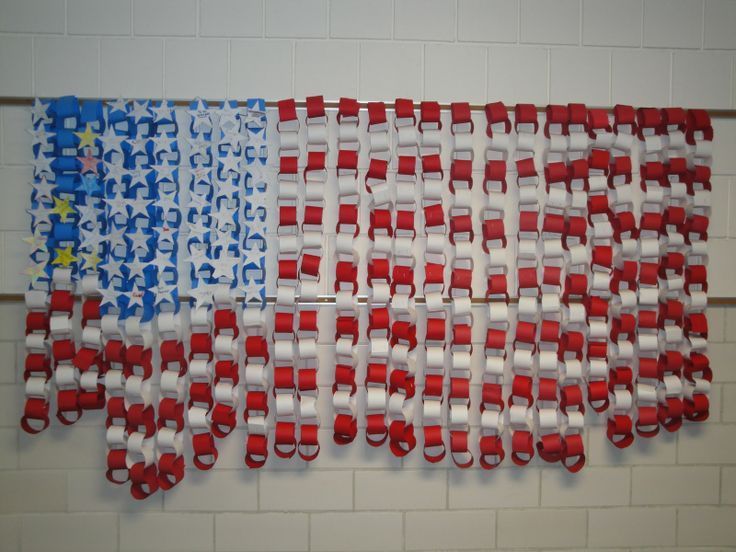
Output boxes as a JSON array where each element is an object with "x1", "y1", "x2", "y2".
[
  {"x1": 242, "y1": 279, "x2": 265, "y2": 304},
  {"x1": 188, "y1": 99, "x2": 212, "y2": 133},
  {"x1": 242, "y1": 245, "x2": 265, "y2": 268},
  {"x1": 101, "y1": 256, "x2": 125, "y2": 281},
  {"x1": 103, "y1": 161, "x2": 127, "y2": 185},
  {"x1": 104, "y1": 193, "x2": 128, "y2": 218},
  {"x1": 190, "y1": 164, "x2": 212, "y2": 187},
  {"x1": 188, "y1": 245, "x2": 210, "y2": 275},
  {"x1": 126, "y1": 228, "x2": 152, "y2": 253},
  {"x1": 128, "y1": 167, "x2": 151, "y2": 191},
  {"x1": 106, "y1": 225, "x2": 127, "y2": 252},
  {"x1": 186, "y1": 135, "x2": 210, "y2": 158},
  {"x1": 126, "y1": 197, "x2": 152, "y2": 219},
  {"x1": 32, "y1": 154, "x2": 53, "y2": 177},
  {"x1": 126, "y1": 136, "x2": 149, "y2": 156},
  {"x1": 27, "y1": 203, "x2": 53, "y2": 226},
  {"x1": 187, "y1": 219, "x2": 210, "y2": 242},
  {"x1": 77, "y1": 202, "x2": 100, "y2": 227},
  {"x1": 23, "y1": 228, "x2": 48, "y2": 254},
  {"x1": 187, "y1": 190, "x2": 211, "y2": 214},
  {"x1": 107, "y1": 98, "x2": 128, "y2": 116},
  {"x1": 130, "y1": 101, "x2": 151, "y2": 124},
  {"x1": 156, "y1": 190, "x2": 179, "y2": 217},
  {"x1": 212, "y1": 203, "x2": 237, "y2": 229},
  {"x1": 151, "y1": 251, "x2": 176, "y2": 274},
  {"x1": 188, "y1": 284, "x2": 213, "y2": 307},
  {"x1": 210, "y1": 254, "x2": 237, "y2": 280},
  {"x1": 153, "y1": 163, "x2": 176, "y2": 183},
  {"x1": 100, "y1": 131, "x2": 126, "y2": 155},
  {"x1": 152, "y1": 133, "x2": 175, "y2": 155},
  {"x1": 80, "y1": 227, "x2": 105, "y2": 251},
  {"x1": 151, "y1": 102, "x2": 174, "y2": 123},
  {"x1": 99, "y1": 283, "x2": 119, "y2": 308},
  {"x1": 31, "y1": 98, "x2": 51, "y2": 126},
  {"x1": 157, "y1": 223, "x2": 177, "y2": 246},
  {"x1": 210, "y1": 228, "x2": 235, "y2": 252},
  {"x1": 218, "y1": 101, "x2": 241, "y2": 130},
  {"x1": 218, "y1": 149, "x2": 241, "y2": 175},
  {"x1": 31, "y1": 177, "x2": 56, "y2": 203},
  {"x1": 28, "y1": 126, "x2": 55, "y2": 148},
  {"x1": 126, "y1": 256, "x2": 148, "y2": 280},
  {"x1": 126, "y1": 284, "x2": 145, "y2": 309},
  {"x1": 220, "y1": 128, "x2": 246, "y2": 150},
  {"x1": 214, "y1": 178, "x2": 240, "y2": 200},
  {"x1": 154, "y1": 282, "x2": 176, "y2": 307}
]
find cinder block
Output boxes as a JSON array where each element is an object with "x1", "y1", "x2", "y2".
[
  {"x1": 395, "y1": 0, "x2": 456, "y2": 41},
  {"x1": 632, "y1": 466, "x2": 720, "y2": 505},
  {"x1": 259, "y1": 470, "x2": 352, "y2": 511},
  {"x1": 710, "y1": 177, "x2": 730, "y2": 238},
  {"x1": 520, "y1": 0, "x2": 580, "y2": 45},
  {"x1": 355, "y1": 469, "x2": 446, "y2": 510},
  {"x1": 0, "y1": 471, "x2": 66, "y2": 513},
  {"x1": 294, "y1": 41, "x2": 358, "y2": 99},
  {"x1": 21, "y1": 513, "x2": 118, "y2": 552},
  {"x1": 133, "y1": 0, "x2": 196, "y2": 36},
  {"x1": 611, "y1": 49, "x2": 670, "y2": 107},
  {"x1": 216, "y1": 513, "x2": 308, "y2": 552},
  {"x1": 550, "y1": 48, "x2": 610, "y2": 105},
  {"x1": 163, "y1": 469, "x2": 257, "y2": 512},
  {"x1": 0, "y1": 0, "x2": 65, "y2": 33},
  {"x1": 0, "y1": 37, "x2": 32, "y2": 96},
  {"x1": 644, "y1": 0, "x2": 703, "y2": 48},
  {"x1": 310, "y1": 429, "x2": 401, "y2": 469},
  {"x1": 405, "y1": 510, "x2": 495, "y2": 551},
  {"x1": 19, "y1": 426, "x2": 105, "y2": 469},
  {"x1": 425, "y1": 44, "x2": 487, "y2": 104},
  {"x1": 722, "y1": 466, "x2": 736, "y2": 504},
  {"x1": 705, "y1": 0, "x2": 736, "y2": 48},
  {"x1": 310, "y1": 512, "x2": 402, "y2": 552},
  {"x1": 200, "y1": 0, "x2": 262, "y2": 37},
  {"x1": 583, "y1": 0, "x2": 642, "y2": 46},
  {"x1": 541, "y1": 467, "x2": 630, "y2": 507},
  {"x1": 497, "y1": 508, "x2": 587, "y2": 549},
  {"x1": 35, "y1": 38, "x2": 99, "y2": 97},
  {"x1": 67, "y1": 469, "x2": 163, "y2": 512},
  {"x1": 68, "y1": 0, "x2": 131, "y2": 35},
  {"x1": 449, "y1": 467, "x2": 540, "y2": 509},
  {"x1": 722, "y1": 384, "x2": 736, "y2": 422},
  {"x1": 588, "y1": 506, "x2": 676, "y2": 548},
  {"x1": 673, "y1": 51, "x2": 733, "y2": 110},
  {"x1": 0, "y1": 515, "x2": 20, "y2": 552},
  {"x1": 677, "y1": 506, "x2": 736, "y2": 547},
  {"x1": 679, "y1": 424, "x2": 736, "y2": 464},
  {"x1": 330, "y1": 0, "x2": 392, "y2": 39},
  {"x1": 457, "y1": 0, "x2": 517, "y2": 43},
  {"x1": 488, "y1": 46, "x2": 549, "y2": 105},
  {"x1": 101, "y1": 39, "x2": 163, "y2": 98},
  {"x1": 229, "y1": 39, "x2": 293, "y2": 99},
  {"x1": 120, "y1": 513, "x2": 213, "y2": 552},
  {"x1": 1, "y1": 107, "x2": 32, "y2": 166},
  {"x1": 164, "y1": 39, "x2": 228, "y2": 99},
  {"x1": 0, "y1": 384, "x2": 21, "y2": 428},
  {"x1": 266, "y1": 0, "x2": 327, "y2": 38}
]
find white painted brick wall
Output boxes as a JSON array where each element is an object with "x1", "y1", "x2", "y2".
[{"x1": 0, "y1": 0, "x2": 735, "y2": 550}]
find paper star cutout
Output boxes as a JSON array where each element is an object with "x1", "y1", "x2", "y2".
[
  {"x1": 75, "y1": 124, "x2": 99, "y2": 149},
  {"x1": 151, "y1": 251, "x2": 176, "y2": 274},
  {"x1": 211, "y1": 255, "x2": 237, "y2": 280},
  {"x1": 154, "y1": 282, "x2": 176, "y2": 307},
  {"x1": 106, "y1": 226, "x2": 127, "y2": 253},
  {"x1": 23, "y1": 228, "x2": 48, "y2": 253},
  {"x1": 188, "y1": 245, "x2": 210, "y2": 275},
  {"x1": 244, "y1": 190, "x2": 267, "y2": 222},
  {"x1": 126, "y1": 228, "x2": 152, "y2": 253},
  {"x1": 80, "y1": 250, "x2": 102, "y2": 271},
  {"x1": 219, "y1": 101, "x2": 241, "y2": 129},
  {"x1": 104, "y1": 193, "x2": 128, "y2": 218},
  {"x1": 76, "y1": 202, "x2": 100, "y2": 227},
  {"x1": 126, "y1": 284, "x2": 145, "y2": 309},
  {"x1": 156, "y1": 190, "x2": 179, "y2": 217},
  {"x1": 99, "y1": 283, "x2": 118, "y2": 308},
  {"x1": 218, "y1": 149, "x2": 241, "y2": 175},
  {"x1": 78, "y1": 174, "x2": 101, "y2": 196},
  {"x1": 220, "y1": 128, "x2": 247, "y2": 150},
  {"x1": 52, "y1": 245, "x2": 77, "y2": 267},
  {"x1": 24, "y1": 261, "x2": 48, "y2": 286},
  {"x1": 107, "y1": 98, "x2": 128, "y2": 116},
  {"x1": 190, "y1": 165, "x2": 212, "y2": 186},
  {"x1": 101, "y1": 256, "x2": 125, "y2": 281},
  {"x1": 242, "y1": 245, "x2": 265, "y2": 268},
  {"x1": 103, "y1": 161, "x2": 127, "y2": 185},
  {"x1": 211, "y1": 228, "x2": 235, "y2": 252},
  {"x1": 187, "y1": 190, "x2": 211, "y2": 214},
  {"x1": 32, "y1": 154, "x2": 53, "y2": 177},
  {"x1": 126, "y1": 197, "x2": 152, "y2": 219},
  {"x1": 186, "y1": 135, "x2": 210, "y2": 158},
  {"x1": 157, "y1": 223, "x2": 177, "y2": 246},
  {"x1": 188, "y1": 285, "x2": 213, "y2": 307},
  {"x1": 28, "y1": 203, "x2": 53, "y2": 226},
  {"x1": 187, "y1": 220, "x2": 209, "y2": 242},
  {"x1": 213, "y1": 203, "x2": 237, "y2": 229},
  {"x1": 51, "y1": 196, "x2": 75, "y2": 223},
  {"x1": 78, "y1": 151, "x2": 99, "y2": 175},
  {"x1": 128, "y1": 167, "x2": 151, "y2": 192},
  {"x1": 100, "y1": 131, "x2": 126, "y2": 155},
  {"x1": 152, "y1": 133, "x2": 175, "y2": 155},
  {"x1": 127, "y1": 136, "x2": 149, "y2": 156},
  {"x1": 242, "y1": 279, "x2": 265, "y2": 304},
  {"x1": 130, "y1": 101, "x2": 151, "y2": 124},
  {"x1": 126, "y1": 256, "x2": 148, "y2": 280},
  {"x1": 31, "y1": 177, "x2": 56, "y2": 203},
  {"x1": 153, "y1": 163, "x2": 176, "y2": 183},
  {"x1": 31, "y1": 99, "x2": 51, "y2": 126},
  {"x1": 28, "y1": 126, "x2": 55, "y2": 148},
  {"x1": 214, "y1": 178, "x2": 240, "y2": 200},
  {"x1": 80, "y1": 227, "x2": 105, "y2": 252},
  {"x1": 188, "y1": 99, "x2": 212, "y2": 133},
  {"x1": 151, "y1": 102, "x2": 174, "y2": 123}
]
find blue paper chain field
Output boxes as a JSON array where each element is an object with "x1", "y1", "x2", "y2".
[{"x1": 242, "y1": 98, "x2": 268, "y2": 307}]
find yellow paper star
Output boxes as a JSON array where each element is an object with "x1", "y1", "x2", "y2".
[
  {"x1": 52, "y1": 245, "x2": 77, "y2": 267},
  {"x1": 74, "y1": 124, "x2": 99, "y2": 149},
  {"x1": 23, "y1": 262, "x2": 47, "y2": 285},
  {"x1": 80, "y1": 250, "x2": 102, "y2": 271},
  {"x1": 51, "y1": 196, "x2": 75, "y2": 223},
  {"x1": 23, "y1": 229, "x2": 47, "y2": 253}
]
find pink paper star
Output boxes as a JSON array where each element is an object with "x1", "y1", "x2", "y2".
[{"x1": 77, "y1": 150, "x2": 99, "y2": 175}]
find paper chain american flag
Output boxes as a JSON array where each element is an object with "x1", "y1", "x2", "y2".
[{"x1": 22, "y1": 95, "x2": 712, "y2": 499}]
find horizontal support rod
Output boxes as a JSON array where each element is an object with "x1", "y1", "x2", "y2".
[
  {"x1": 1, "y1": 96, "x2": 735, "y2": 118},
  {"x1": 1, "y1": 294, "x2": 735, "y2": 305}
]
